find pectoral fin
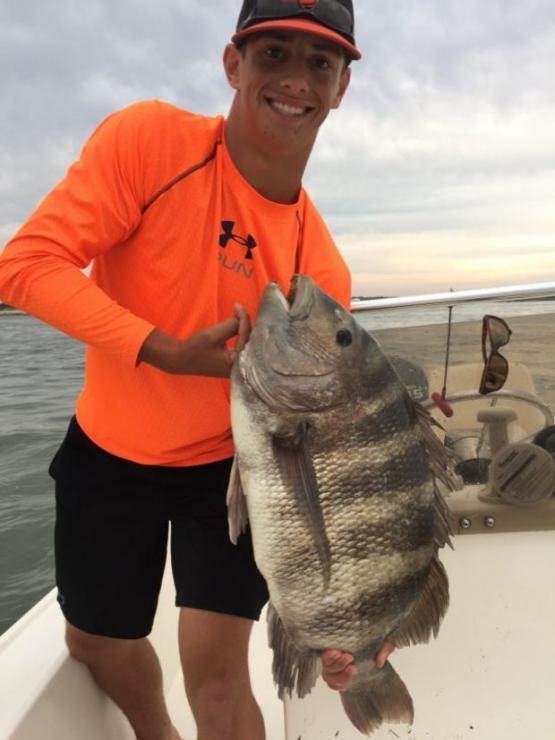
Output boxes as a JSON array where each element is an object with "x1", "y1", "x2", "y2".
[
  {"x1": 226, "y1": 456, "x2": 249, "y2": 545},
  {"x1": 272, "y1": 424, "x2": 332, "y2": 589}
]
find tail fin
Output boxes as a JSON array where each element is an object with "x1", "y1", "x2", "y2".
[{"x1": 340, "y1": 662, "x2": 414, "y2": 736}]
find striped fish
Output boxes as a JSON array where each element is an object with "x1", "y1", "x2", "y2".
[{"x1": 227, "y1": 275, "x2": 458, "y2": 736}]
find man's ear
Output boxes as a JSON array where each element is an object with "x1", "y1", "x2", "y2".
[
  {"x1": 223, "y1": 43, "x2": 242, "y2": 91},
  {"x1": 332, "y1": 66, "x2": 351, "y2": 109}
]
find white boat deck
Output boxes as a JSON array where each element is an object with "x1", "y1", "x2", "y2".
[{"x1": 3, "y1": 528, "x2": 555, "y2": 739}]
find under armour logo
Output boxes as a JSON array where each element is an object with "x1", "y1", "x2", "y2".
[{"x1": 219, "y1": 221, "x2": 257, "y2": 260}]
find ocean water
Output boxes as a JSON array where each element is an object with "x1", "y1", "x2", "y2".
[
  {"x1": 1, "y1": 299, "x2": 554, "y2": 635},
  {"x1": 355, "y1": 298, "x2": 555, "y2": 331},
  {"x1": 0, "y1": 315, "x2": 84, "y2": 635}
]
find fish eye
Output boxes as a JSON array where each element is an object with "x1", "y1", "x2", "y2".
[{"x1": 336, "y1": 329, "x2": 352, "y2": 347}]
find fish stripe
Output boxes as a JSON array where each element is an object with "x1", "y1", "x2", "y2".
[
  {"x1": 314, "y1": 395, "x2": 418, "y2": 454},
  {"x1": 300, "y1": 565, "x2": 431, "y2": 639},
  {"x1": 315, "y1": 440, "x2": 432, "y2": 502},
  {"x1": 363, "y1": 354, "x2": 398, "y2": 394},
  {"x1": 353, "y1": 566, "x2": 431, "y2": 620},
  {"x1": 336, "y1": 504, "x2": 435, "y2": 555},
  {"x1": 265, "y1": 492, "x2": 435, "y2": 589}
]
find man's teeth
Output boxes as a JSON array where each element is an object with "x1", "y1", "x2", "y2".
[{"x1": 270, "y1": 100, "x2": 306, "y2": 117}]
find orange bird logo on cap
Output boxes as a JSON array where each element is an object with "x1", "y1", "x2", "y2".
[{"x1": 298, "y1": 0, "x2": 318, "y2": 7}]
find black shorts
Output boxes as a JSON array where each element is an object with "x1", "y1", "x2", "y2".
[{"x1": 49, "y1": 417, "x2": 269, "y2": 639}]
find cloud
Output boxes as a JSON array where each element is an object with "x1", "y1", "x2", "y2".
[
  {"x1": 304, "y1": 0, "x2": 555, "y2": 293},
  {"x1": 1, "y1": 0, "x2": 554, "y2": 296}
]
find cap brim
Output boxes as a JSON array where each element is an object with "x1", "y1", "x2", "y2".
[{"x1": 232, "y1": 18, "x2": 361, "y2": 61}]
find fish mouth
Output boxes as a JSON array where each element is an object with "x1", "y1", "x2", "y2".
[
  {"x1": 285, "y1": 275, "x2": 315, "y2": 320},
  {"x1": 261, "y1": 276, "x2": 314, "y2": 319}
]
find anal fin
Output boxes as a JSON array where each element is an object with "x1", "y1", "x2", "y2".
[{"x1": 267, "y1": 602, "x2": 319, "y2": 699}]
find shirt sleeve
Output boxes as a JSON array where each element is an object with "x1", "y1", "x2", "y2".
[{"x1": 0, "y1": 102, "x2": 164, "y2": 366}]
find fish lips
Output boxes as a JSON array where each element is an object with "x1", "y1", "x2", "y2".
[
  {"x1": 258, "y1": 277, "x2": 314, "y2": 324},
  {"x1": 288, "y1": 274, "x2": 314, "y2": 321}
]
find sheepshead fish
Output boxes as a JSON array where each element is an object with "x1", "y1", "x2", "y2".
[{"x1": 227, "y1": 275, "x2": 457, "y2": 736}]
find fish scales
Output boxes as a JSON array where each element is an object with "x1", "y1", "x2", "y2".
[
  {"x1": 228, "y1": 276, "x2": 457, "y2": 736},
  {"x1": 274, "y1": 548, "x2": 434, "y2": 641},
  {"x1": 251, "y1": 419, "x2": 434, "y2": 602}
]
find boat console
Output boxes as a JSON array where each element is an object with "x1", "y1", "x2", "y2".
[{"x1": 423, "y1": 361, "x2": 555, "y2": 536}]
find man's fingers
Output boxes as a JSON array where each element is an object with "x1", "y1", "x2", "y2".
[
  {"x1": 322, "y1": 649, "x2": 341, "y2": 666},
  {"x1": 198, "y1": 308, "x2": 250, "y2": 372},
  {"x1": 234, "y1": 303, "x2": 251, "y2": 353},
  {"x1": 324, "y1": 664, "x2": 357, "y2": 691},
  {"x1": 208, "y1": 307, "x2": 251, "y2": 350},
  {"x1": 210, "y1": 316, "x2": 240, "y2": 343},
  {"x1": 321, "y1": 650, "x2": 357, "y2": 691},
  {"x1": 375, "y1": 639, "x2": 396, "y2": 669},
  {"x1": 322, "y1": 641, "x2": 395, "y2": 676},
  {"x1": 322, "y1": 650, "x2": 355, "y2": 674}
]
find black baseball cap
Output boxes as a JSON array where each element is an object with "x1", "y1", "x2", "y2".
[{"x1": 232, "y1": 0, "x2": 361, "y2": 61}]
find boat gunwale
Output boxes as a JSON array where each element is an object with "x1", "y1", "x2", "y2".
[{"x1": 351, "y1": 280, "x2": 555, "y2": 312}]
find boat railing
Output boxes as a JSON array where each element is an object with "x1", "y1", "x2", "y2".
[{"x1": 350, "y1": 280, "x2": 555, "y2": 312}]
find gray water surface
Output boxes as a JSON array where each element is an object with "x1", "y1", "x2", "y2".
[{"x1": 0, "y1": 315, "x2": 84, "y2": 634}]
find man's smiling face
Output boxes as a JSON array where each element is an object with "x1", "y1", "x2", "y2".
[{"x1": 224, "y1": 30, "x2": 351, "y2": 156}]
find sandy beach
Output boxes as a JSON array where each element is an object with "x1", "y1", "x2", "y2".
[{"x1": 371, "y1": 313, "x2": 555, "y2": 411}]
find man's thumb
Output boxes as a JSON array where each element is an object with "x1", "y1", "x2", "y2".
[{"x1": 211, "y1": 315, "x2": 240, "y2": 343}]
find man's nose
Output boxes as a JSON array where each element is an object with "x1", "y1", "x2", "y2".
[{"x1": 279, "y1": 61, "x2": 310, "y2": 95}]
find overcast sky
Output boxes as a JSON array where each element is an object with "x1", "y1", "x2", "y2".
[{"x1": 1, "y1": 0, "x2": 554, "y2": 296}]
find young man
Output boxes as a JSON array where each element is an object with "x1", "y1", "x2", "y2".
[{"x1": 0, "y1": 2, "x2": 393, "y2": 738}]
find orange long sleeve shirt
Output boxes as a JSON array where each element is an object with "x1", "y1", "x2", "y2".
[{"x1": 0, "y1": 100, "x2": 351, "y2": 466}]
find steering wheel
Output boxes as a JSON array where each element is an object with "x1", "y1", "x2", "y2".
[{"x1": 422, "y1": 388, "x2": 554, "y2": 429}]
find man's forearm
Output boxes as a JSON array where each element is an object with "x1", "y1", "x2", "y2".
[{"x1": 136, "y1": 329, "x2": 184, "y2": 373}]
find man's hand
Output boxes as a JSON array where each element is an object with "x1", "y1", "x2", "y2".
[
  {"x1": 231, "y1": 303, "x2": 251, "y2": 357},
  {"x1": 137, "y1": 304, "x2": 251, "y2": 378},
  {"x1": 321, "y1": 650, "x2": 357, "y2": 691},
  {"x1": 375, "y1": 638, "x2": 396, "y2": 669},
  {"x1": 321, "y1": 639, "x2": 396, "y2": 692}
]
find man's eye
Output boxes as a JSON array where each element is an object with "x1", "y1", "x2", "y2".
[
  {"x1": 314, "y1": 57, "x2": 332, "y2": 70},
  {"x1": 264, "y1": 47, "x2": 285, "y2": 61}
]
